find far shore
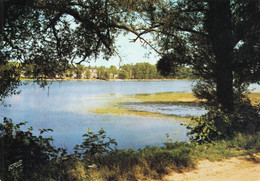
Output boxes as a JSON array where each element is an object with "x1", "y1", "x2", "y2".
[{"x1": 20, "y1": 77, "x2": 193, "y2": 82}]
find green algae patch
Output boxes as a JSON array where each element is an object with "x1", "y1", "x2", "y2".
[
  {"x1": 92, "y1": 103, "x2": 192, "y2": 122},
  {"x1": 131, "y1": 92, "x2": 199, "y2": 104},
  {"x1": 89, "y1": 92, "x2": 201, "y2": 123}
]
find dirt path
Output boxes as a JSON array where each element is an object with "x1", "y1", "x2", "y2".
[{"x1": 163, "y1": 153, "x2": 260, "y2": 181}]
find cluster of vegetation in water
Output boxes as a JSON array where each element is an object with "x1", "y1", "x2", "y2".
[
  {"x1": 91, "y1": 92, "x2": 260, "y2": 122},
  {"x1": 1, "y1": 117, "x2": 260, "y2": 181}
]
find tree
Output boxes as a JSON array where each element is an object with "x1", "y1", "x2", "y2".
[
  {"x1": 143, "y1": 1, "x2": 260, "y2": 113},
  {"x1": 96, "y1": 66, "x2": 110, "y2": 80},
  {"x1": 109, "y1": 65, "x2": 118, "y2": 79},
  {"x1": 85, "y1": 69, "x2": 91, "y2": 79},
  {"x1": 175, "y1": 67, "x2": 196, "y2": 80},
  {"x1": 0, "y1": 0, "x2": 125, "y2": 102},
  {"x1": 120, "y1": 64, "x2": 133, "y2": 79},
  {"x1": 75, "y1": 65, "x2": 85, "y2": 79},
  {"x1": 132, "y1": 62, "x2": 158, "y2": 79},
  {"x1": 118, "y1": 69, "x2": 128, "y2": 79},
  {"x1": 1, "y1": 1, "x2": 259, "y2": 127},
  {"x1": 0, "y1": 0, "x2": 165, "y2": 101},
  {"x1": 99, "y1": 0, "x2": 260, "y2": 138},
  {"x1": 140, "y1": 0, "x2": 260, "y2": 138},
  {"x1": 0, "y1": 62, "x2": 21, "y2": 103}
]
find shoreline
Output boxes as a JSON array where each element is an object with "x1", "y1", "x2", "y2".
[{"x1": 20, "y1": 78, "x2": 193, "y2": 82}]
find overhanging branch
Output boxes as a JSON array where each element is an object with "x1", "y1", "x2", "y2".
[{"x1": 108, "y1": 23, "x2": 163, "y2": 56}]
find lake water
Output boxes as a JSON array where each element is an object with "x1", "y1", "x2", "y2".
[{"x1": 0, "y1": 80, "x2": 259, "y2": 152}]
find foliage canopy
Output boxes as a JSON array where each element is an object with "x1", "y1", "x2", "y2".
[{"x1": 1, "y1": 0, "x2": 127, "y2": 101}]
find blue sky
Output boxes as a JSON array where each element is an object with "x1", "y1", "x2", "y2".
[{"x1": 83, "y1": 33, "x2": 160, "y2": 68}]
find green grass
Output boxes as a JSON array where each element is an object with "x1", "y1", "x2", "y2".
[
  {"x1": 131, "y1": 92, "x2": 199, "y2": 103},
  {"x1": 90, "y1": 92, "x2": 201, "y2": 123},
  {"x1": 11, "y1": 135, "x2": 260, "y2": 181},
  {"x1": 3, "y1": 118, "x2": 260, "y2": 181},
  {"x1": 68, "y1": 133, "x2": 260, "y2": 181}
]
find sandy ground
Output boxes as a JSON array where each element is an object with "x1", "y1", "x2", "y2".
[{"x1": 163, "y1": 153, "x2": 260, "y2": 181}]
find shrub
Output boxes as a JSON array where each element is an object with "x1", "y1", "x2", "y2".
[
  {"x1": 187, "y1": 97, "x2": 260, "y2": 143},
  {"x1": 0, "y1": 117, "x2": 60, "y2": 180},
  {"x1": 74, "y1": 128, "x2": 117, "y2": 164}
]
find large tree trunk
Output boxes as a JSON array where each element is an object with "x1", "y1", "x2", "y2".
[
  {"x1": 207, "y1": 1, "x2": 234, "y2": 112},
  {"x1": 0, "y1": 1, "x2": 4, "y2": 34}
]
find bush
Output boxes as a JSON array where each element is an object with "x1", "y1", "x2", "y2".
[
  {"x1": 0, "y1": 118, "x2": 61, "y2": 180},
  {"x1": 187, "y1": 96, "x2": 260, "y2": 143},
  {"x1": 74, "y1": 128, "x2": 117, "y2": 164},
  {"x1": 191, "y1": 80, "x2": 260, "y2": 143},
  {"x1": 187, "y1": 107, "x2": 231, "y2": 143}
]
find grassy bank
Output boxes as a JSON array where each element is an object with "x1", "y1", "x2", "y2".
[
  {"x1": 1, "y1": 116, "x2": 260, "y2": 181},
  {"x1": 40, "y1": 133, "x2": 260, "y2": 181}
]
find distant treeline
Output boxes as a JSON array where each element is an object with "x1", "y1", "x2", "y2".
[{"x1": 2, "y1": 62, "x2": 196, "y2": 80}]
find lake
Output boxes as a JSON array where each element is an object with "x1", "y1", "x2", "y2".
[{"x1": 0, "y1": 80, "x2": 259, "y2": 152}]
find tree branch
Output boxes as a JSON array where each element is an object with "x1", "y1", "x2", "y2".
[{"x1": 108, "y1": 23, "x2": 163, "y2": 55}]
